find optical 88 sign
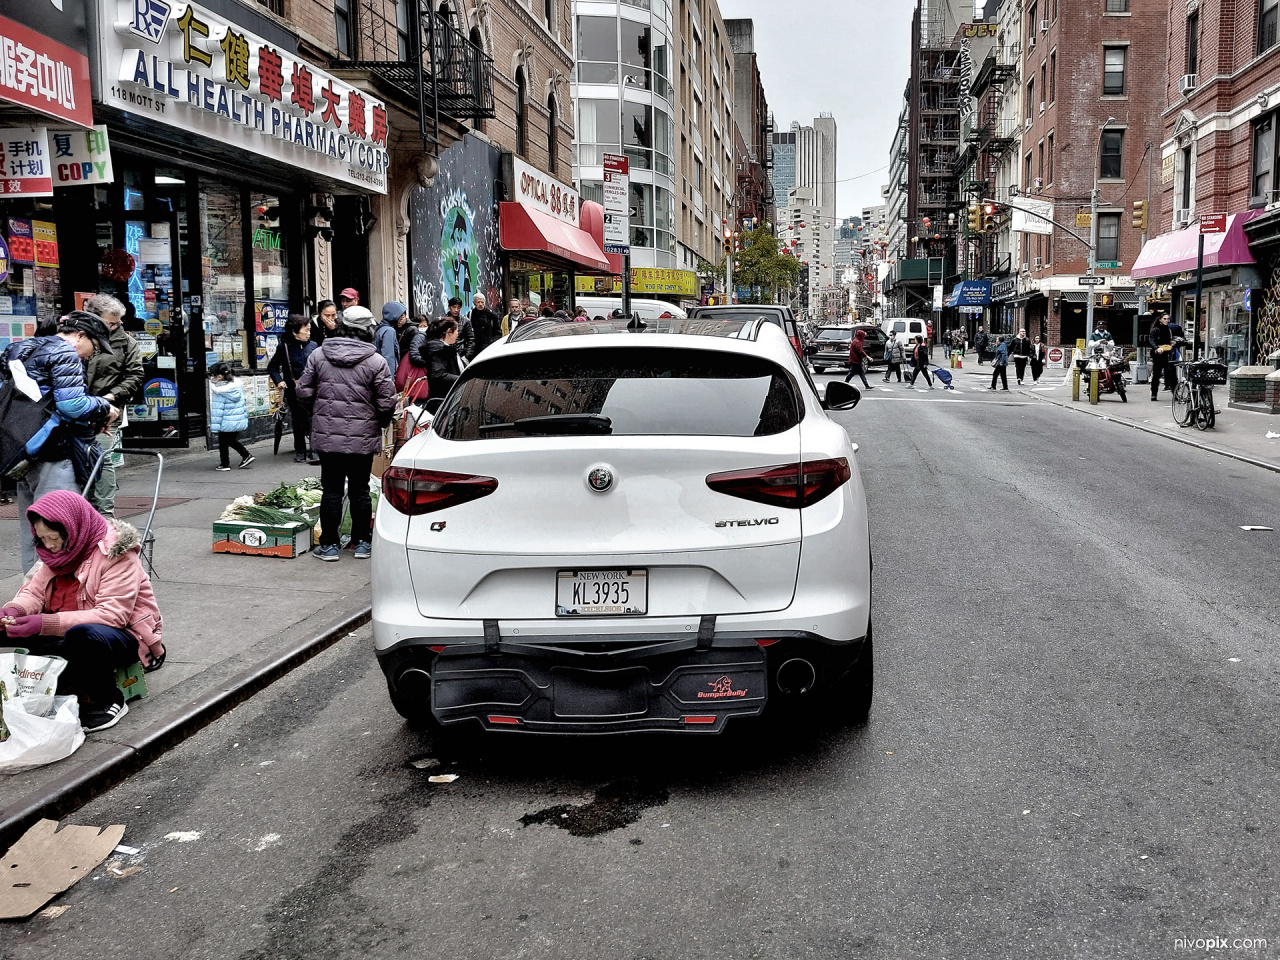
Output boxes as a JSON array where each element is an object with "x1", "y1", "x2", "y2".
[{"x1": 98, "y1": 0, "x2": 389, "y2": 192}]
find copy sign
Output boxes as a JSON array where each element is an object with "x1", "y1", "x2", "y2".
[
  {"x1": 602, "y1": 152, "x2": 629, "y2": 255},
  {"x1": 1200, "y1": 212, "x2": 1227, "y2": 234}
]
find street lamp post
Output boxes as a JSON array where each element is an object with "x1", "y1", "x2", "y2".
[{"x1": 1086, "y1": 117, "x2": 1117, "y2": 342}]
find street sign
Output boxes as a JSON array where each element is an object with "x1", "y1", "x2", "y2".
[
  {"x1": 1201, "y1": 212, "x2": 1227, "y2": 233},
  {"x1": 1078, "y1": 275, "x2": 1106, "y2": 286},
  {"x1": 602, "y1": 153, "x2": 630, "y2": 255},
  {"x1": 1096, "y1": 260, "x2": 1121, "y2": 269},
  {"x1": 1076, "y1": 212, "x2": 1092, "y2": 227},
  {"x1": 932, "y1": 284, "x2": 943, "y2": 311},
  {"x1": 1245, "y1": 288, "x2": 1253, "y2": 311}
]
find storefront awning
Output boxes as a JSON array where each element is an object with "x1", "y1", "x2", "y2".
[
  {"x1": 499, "y1": 202, "x2": 611, "y2": 272},
  {"x1": 1131, "y1": 210, "x2": 1264, "y2": 280},
  {"x1": 945, "y1": 279, "x2": 992, "y2": 307}
]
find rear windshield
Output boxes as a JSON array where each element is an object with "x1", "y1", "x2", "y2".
[
  {"x1": 691, "y1": 309, "x2": 787, "y2": 328},
  {"x1": 435, "y1": 347, "x2": 800, "y2": 440},
  {"x1": 816, "y1": 329, "x2": 853, "y2": 342},
  {"x1": 890, "y1": 321, "x2": 906, "y2": 333}
]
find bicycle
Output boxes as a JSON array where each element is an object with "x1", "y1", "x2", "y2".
[{"x1": 1171, "y1": 357, "x2": 1227, "y2": 431}]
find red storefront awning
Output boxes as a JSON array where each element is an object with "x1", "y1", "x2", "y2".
[
  {"x1": 1131, "y1": 209, "x2": 1265, "y2": 279},
  {"x1": 499, "y1": 202, "x2": 612, "y2": 272}
]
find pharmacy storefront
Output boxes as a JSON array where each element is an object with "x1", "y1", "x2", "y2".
[{"x1": 86, "y1": 0, "x2": 390, "y2": 445}]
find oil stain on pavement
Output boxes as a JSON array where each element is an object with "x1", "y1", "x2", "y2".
[{"x1": 519, "y1": 780, "x2": 668, "y2": 836}]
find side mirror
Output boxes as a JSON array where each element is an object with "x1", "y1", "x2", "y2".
[
  {"x1": 424, "y1": 397, "x2": 444, "y2": 415},
  {"x1": 822, "y1": 380, "x2": 861, "y2": 411}
]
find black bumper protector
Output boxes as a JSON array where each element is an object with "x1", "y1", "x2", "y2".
[{"x1": 428, "y1": 645, "x2": 768, "y2": 733}]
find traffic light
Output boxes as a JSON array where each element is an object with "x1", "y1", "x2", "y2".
[
  {"x1": 1132, "y1": 199, "x2": 1147, "y2": 231},
  {"x1": 982, "y1": 202, "x2": 997, "y2": 232},
  {"x1": 967, "y1": 202, "x2": 983, "y2": 232}
]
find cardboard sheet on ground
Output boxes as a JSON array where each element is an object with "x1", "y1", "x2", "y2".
[{"x1": 0, "y1": 819, "x2": 125, "y2": 919}]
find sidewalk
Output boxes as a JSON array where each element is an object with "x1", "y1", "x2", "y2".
[
  {"x1": 0, "y1": 436, "x2": 372, "y2": 832},
  {"x1": 945, "y1": 357, "x2": 1280, "y2": 471}
]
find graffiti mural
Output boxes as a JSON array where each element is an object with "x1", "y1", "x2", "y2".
[{"x1": 408, "y1": 134, "x2": 503, "y2": 319}]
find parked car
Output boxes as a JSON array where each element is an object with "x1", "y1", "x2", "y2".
[
  {"x1": 372, "y1": 315, "x2": 873, "y2": 735},
  {"x1": 686, "y1": 304, "x2": 805, "y2": 359},
  {"x1": 810, "y1": 324, "x2": 888, "y2": 372}
]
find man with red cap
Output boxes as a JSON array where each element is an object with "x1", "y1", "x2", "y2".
[{"x1": 339, "y1": 287, "x2": 360, "y2": 311}]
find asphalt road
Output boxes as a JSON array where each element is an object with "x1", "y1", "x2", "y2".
[{"x1": 5, "y1": 387, "x2": 1279, "y2": 960}]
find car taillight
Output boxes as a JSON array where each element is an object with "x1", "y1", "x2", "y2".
[
  {"x1": 381, "y1": 466, "x2": 498, "y2": 516},
  {"x1": 705, "y1": 458, "x2": 850, "y2": 509},
  {"x1": 789, "y1": 335, "x2": 803, "y2": 356}
]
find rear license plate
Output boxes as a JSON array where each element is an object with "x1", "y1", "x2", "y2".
[{"x1": 556, "y1": 569, "x2": 647, "y2": 616}]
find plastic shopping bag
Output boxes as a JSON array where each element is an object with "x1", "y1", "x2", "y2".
[
  {"x1": 0, "y1": 650, "x2": 69, "y2": 719},
  {"x1": 0, "y1": 696, "x2": 84, "y2": 774}
]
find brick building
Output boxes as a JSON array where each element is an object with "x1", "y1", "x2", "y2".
[
  {"x1": 1017, "y1": 0, "x2": 1168, "y2": 348},
  {"x1": 1129, "y1": 0, "x2": 1280, "y2": 367}
]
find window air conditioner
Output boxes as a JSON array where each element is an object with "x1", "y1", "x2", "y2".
[
  {"x1": 1025, "y1": 117, "x2": 1034, "y2": 129},
  {"x1": 1040, "y1": 19, "x2": 1050, "y2": 31},
  {"x1": 1040, "y1": 101, "x2": 1046, "y2": 113},
  {"x1": 1179, "y1": 73, "x2": 1197, "y2": 95},
  {"x1": 1032, "y1": 256, "x2": 1043, "y2": 268},
  {"x1": 1174, "y1": 207, "x2": 1191, "y2": 225},
  {"x1": 1028, "y1": 35, "x2": 1036, "y2": 50}
]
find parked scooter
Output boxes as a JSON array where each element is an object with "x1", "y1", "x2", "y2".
[{"x1": 1076, "y1": 339, "x2": 1129, "y2": 401}]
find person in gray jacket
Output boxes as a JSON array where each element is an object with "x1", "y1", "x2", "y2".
[
  {"x1": 84, "y1": 294, "x2": 143, "y2": 517},
  {"x1": 295, "y1": 309, "x2": 396, "y2": 562}
]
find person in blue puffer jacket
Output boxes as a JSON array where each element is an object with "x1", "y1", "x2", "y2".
[
  {"x1": 1, "y1": 311, "x2": 116, "y2": 572},
  {"x1": 208, "y1": 362, "x2": 254, "y2": 471}
]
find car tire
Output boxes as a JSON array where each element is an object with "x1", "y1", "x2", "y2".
[
  {"x1": 387, "y1": 677, "x2": 435, "y2": 730},
  {"x1": 813, "y1": 365, "x2": 826, "y2": 373}
]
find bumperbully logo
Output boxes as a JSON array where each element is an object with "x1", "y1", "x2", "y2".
[
  {"x1": 130, "y1": 0, "x2": 172, "y2": 43},
  {"x1": 697, "y1": 676, "x2": 748, "y2": 700}
]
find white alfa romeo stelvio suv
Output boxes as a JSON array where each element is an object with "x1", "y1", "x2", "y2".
[{"x1": 371, "y1": 315, "x2": 872, "y2": 734}]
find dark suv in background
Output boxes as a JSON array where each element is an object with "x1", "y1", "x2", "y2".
[
  {"x1": 687, "y1": 304, "x2": 804, "y2": 359},
  {"x1": 809, "y1": 324, "x2": 888, "y2": 373}
]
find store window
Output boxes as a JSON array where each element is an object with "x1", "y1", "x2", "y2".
[
  {"x1": 201, "y1": 181, "x2": 248, "y2": 366},
  {"x1": 250, "y1": 192, "x2": 289, "y2": 365}
]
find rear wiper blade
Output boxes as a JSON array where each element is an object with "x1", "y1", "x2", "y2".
[{"x1": 482, "y1": 414, "x2": 613, "y2": 435}]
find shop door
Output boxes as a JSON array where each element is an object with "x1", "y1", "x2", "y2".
[{"x1": 106, "y1": 168, "x2": 191, "y2": 444}]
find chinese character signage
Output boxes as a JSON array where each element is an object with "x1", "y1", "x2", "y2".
[
  {"x1": 512, "y1": 156, "x2": 579, "y2": 226},
  {"x1": 49, "y1": 124, "x2": 113, "y2": 185},
  {"x1": 0, "y1": 13, "x2": 94, "y2": 129},
  {"x1": 97, "y1": 0, "x2": 389, "y2": 193},
  {"x1": 573, "y1": 269, "x2": 698, "y2": 297},
  {"x1": 0, "y1": 128, "x2": 53, "y2": 197}
]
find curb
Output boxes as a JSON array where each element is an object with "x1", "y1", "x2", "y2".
[
  {"x1": 0, "y1": 602, "x2": 372, "y2": 852},
  {"x1": 1029, "y1": 392, "x2": 1280, "y2": 475}
]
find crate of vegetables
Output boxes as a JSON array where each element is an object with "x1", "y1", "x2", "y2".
[{"x1": 213, "y1": 499, "x2": 314, "y2": 558}]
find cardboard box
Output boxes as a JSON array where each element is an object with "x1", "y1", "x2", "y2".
[{"x1": 212, "y1": 519, "x2": 312, "y2": 558}]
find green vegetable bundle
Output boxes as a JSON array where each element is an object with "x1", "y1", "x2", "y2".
[
  {"x1": 256, "y1": 482, "x2": 302, "y2": 508},
  {"x1": 228, "y1": 504, "x2": 310, "y2": 526}
]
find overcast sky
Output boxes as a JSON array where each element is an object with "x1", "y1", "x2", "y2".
[{"x1": 723, "y1": 0, "x2": 916, "y2": 222}]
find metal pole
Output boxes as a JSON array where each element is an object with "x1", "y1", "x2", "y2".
[
  {"x1": 726, "y1": 244, "x2": 733, "y2": 304},
  {"x1": 1086, "y1": 178, "x2": 1098, "y2": 342},
  {"x1": 623, "y1": 251, "x2": 632, "y2": 317},
  {"x1": 1193, "y1": 231, "x2": 1204, "y2": 360}
]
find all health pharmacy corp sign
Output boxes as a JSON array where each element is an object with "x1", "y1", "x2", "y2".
[{"x1": 97, "y1": 0, "x2": 389, "y2": 192}]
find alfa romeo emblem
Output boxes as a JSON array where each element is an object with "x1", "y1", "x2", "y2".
[{"x1": 587, "y1": 465, "x2": 614, "y2": 492}]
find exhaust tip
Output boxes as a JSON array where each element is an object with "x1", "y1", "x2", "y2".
[
  {"x1": 776, "y1": 658, "x2": 817, "y2": 696},
  {"x1": 397, "y1": 667, "x2": 432, "y2": 700}
]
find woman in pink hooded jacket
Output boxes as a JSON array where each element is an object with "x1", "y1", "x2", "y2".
[{"x1": 0, "y1": 490, "x2": 164, "y2": 732}]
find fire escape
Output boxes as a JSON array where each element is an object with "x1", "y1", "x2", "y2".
[
  {"x1": 346, "y1": 0, "x2": 495, "y2": 148},
  {"x1": 956, "y1": 45, "x2": 1017, "y2": 278}
]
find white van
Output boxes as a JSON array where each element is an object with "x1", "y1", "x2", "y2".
[
  {"x1": 881, "y1": 316, "x2": 928, "y2": 343},
  {"x1": 573, "y1": 296, "x2": 688, "y2": 321}
]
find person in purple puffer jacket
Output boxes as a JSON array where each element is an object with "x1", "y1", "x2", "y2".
[{"x1": 295, "y1": 308, "x2": 397, "y2": 562}]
